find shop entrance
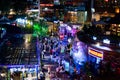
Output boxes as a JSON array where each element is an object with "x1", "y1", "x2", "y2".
[{"x1": 89, "y1": 55, "x2": 97, "y2": 63}]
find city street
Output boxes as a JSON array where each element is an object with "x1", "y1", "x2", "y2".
[{"x1": 1, "y1": 0, "x2": 120, "y2": 80}]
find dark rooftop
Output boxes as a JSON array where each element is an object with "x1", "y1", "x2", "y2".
[{"x1": 0, "y1": 34, "x2": 38, "y2": 67}]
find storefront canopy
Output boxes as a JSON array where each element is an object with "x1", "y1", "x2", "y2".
[{"x1": 93, "y1": 20, "x2": 107, "y2": 25}]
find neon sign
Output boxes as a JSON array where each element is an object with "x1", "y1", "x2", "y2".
[
  {"x1": 40, "y1": 4, "x2": 53, "y2": 7},
  {"x1": 88, "y1": 47, "x2": 103, "y2": 59}
]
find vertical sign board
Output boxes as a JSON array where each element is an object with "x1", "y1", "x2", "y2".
[{"x1": 88, "y1": 47, "x2": 103, "y2": 59}]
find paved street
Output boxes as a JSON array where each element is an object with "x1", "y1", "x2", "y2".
[{"x1": 42, "y1": 53, "x2": 70, "y2": 80}]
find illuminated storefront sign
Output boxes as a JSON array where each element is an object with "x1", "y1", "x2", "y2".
[{"x1": 88, "y1": 47, "x2": 103, "y2": 59}]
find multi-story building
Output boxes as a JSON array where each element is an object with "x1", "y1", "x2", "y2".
[{"x1": 94, "y1": 0, "x2": 120, "y2": 13}]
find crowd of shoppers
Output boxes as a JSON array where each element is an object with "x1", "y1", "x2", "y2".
[{"x1": 38, "y1": 30, "x2": 120, "y2": 80}]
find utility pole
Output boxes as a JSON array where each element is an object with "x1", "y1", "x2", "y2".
[
  {"x1": 38, "y1": 0, "x2": 40, "y2": 19},
  {"x1": 86, "y1": 0, "x2": 94, "y2": 22}
]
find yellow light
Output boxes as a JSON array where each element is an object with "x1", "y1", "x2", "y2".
[{"x1": 115, "y1": 8, "x2": 119, "y2": 13}]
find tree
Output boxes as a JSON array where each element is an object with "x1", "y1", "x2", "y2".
[
  {"x1": 33, "y1": 20, "x2": 48, "y2": 37},
  {"x1": 12, "y1": 0, "x2": 27, "y2": 12},
  {"x1": 0, "y1": 0, "x2": 11, "y2": 14}
]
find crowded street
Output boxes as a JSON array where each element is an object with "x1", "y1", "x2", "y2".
[
  {"x1": 37, "y1": 29, "x2": 120, "y2": 80},
  {"x1": 0, "y1": 0, "x2": 120, "y2": 79}
]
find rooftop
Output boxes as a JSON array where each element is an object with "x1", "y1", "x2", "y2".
[{"x1": 0, "y1": 34, "x2": 38, "y2": 67}]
